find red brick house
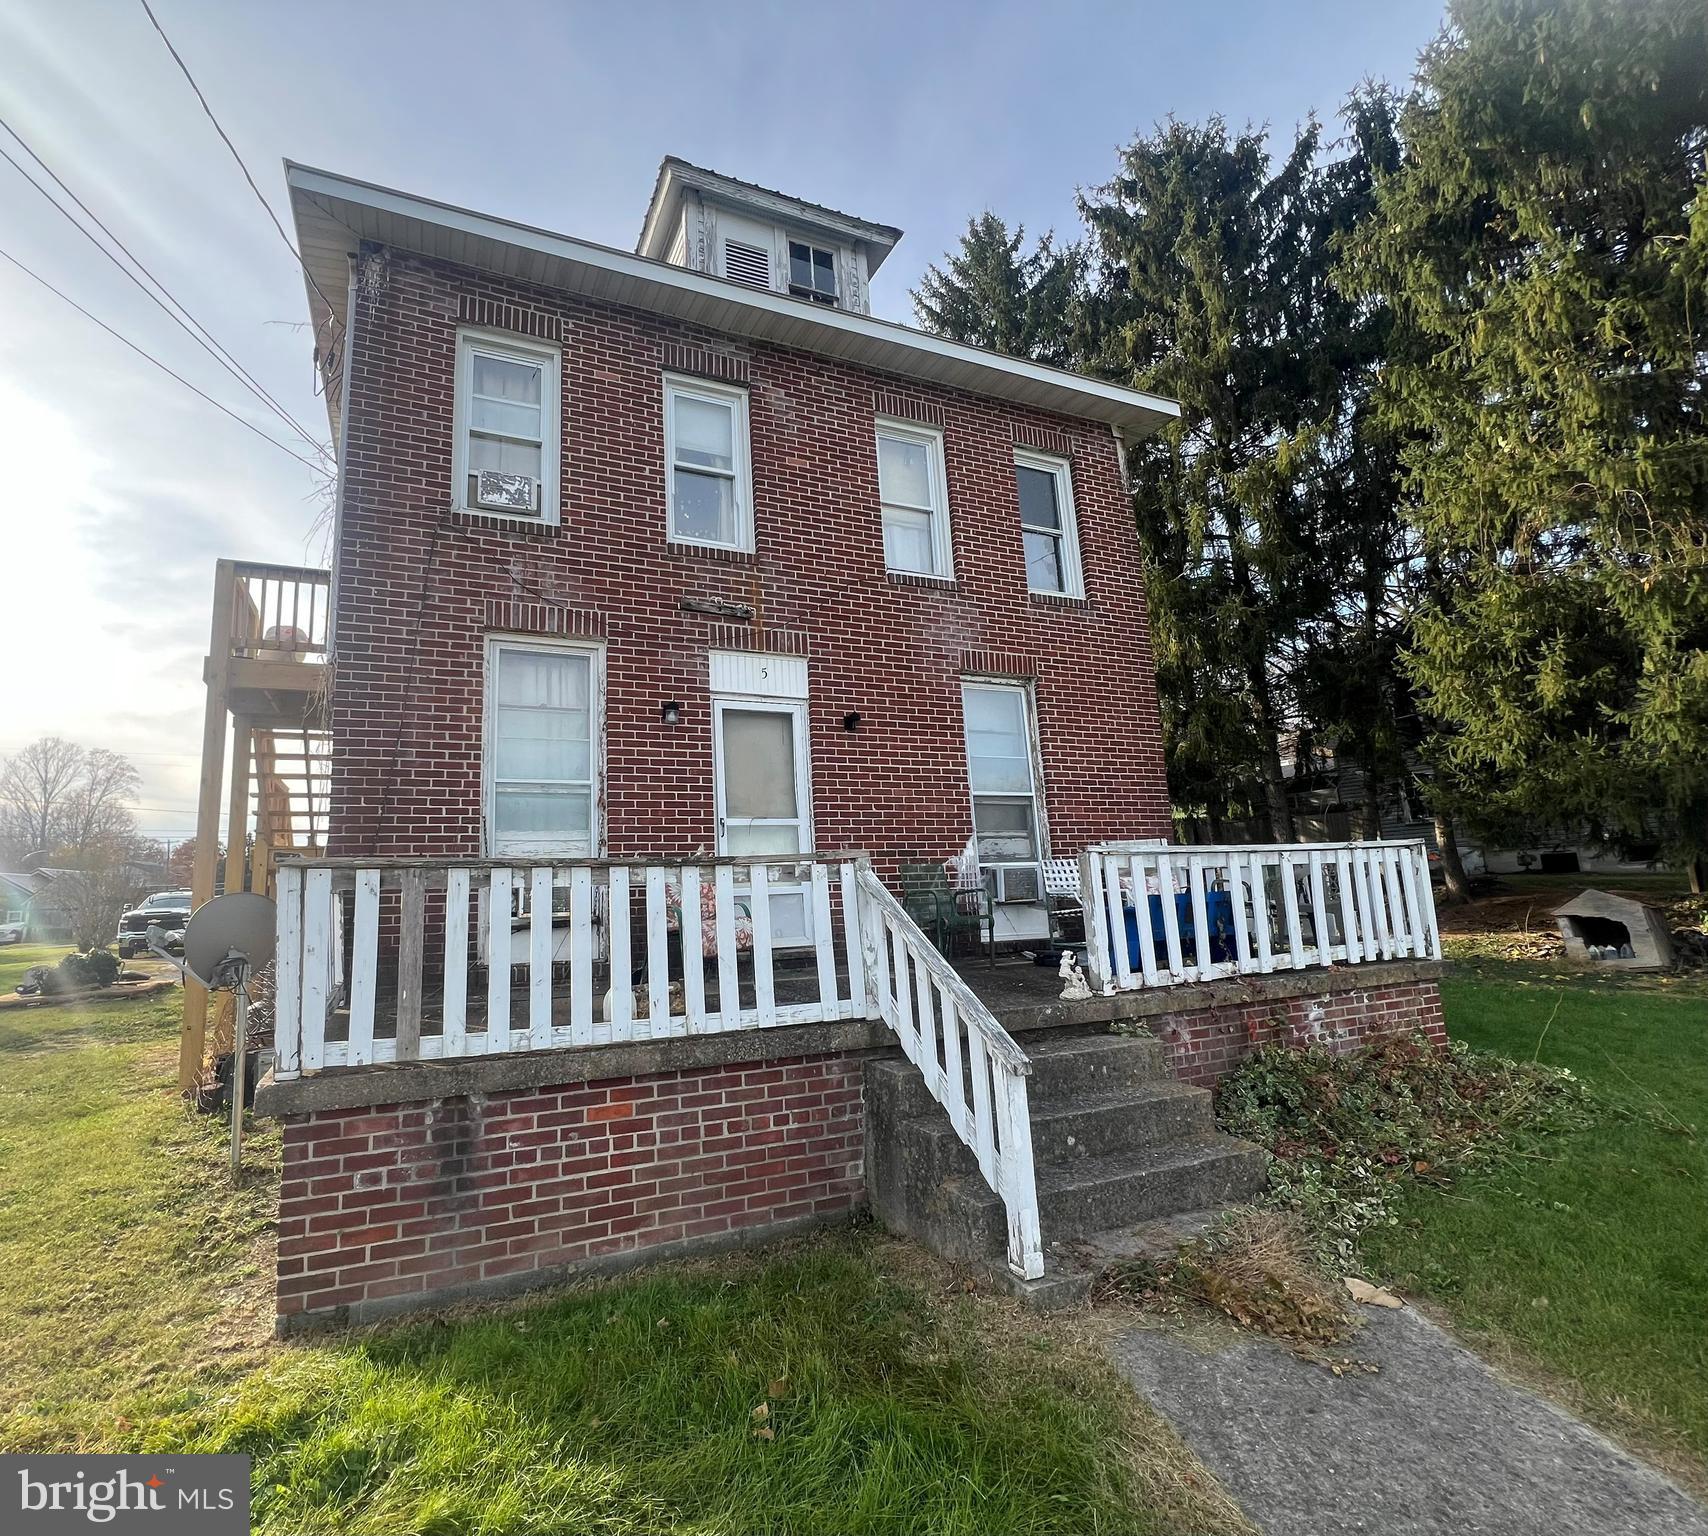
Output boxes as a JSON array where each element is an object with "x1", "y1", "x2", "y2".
[{"x1": 205, "y1": 159, "x2": 1445, "y2": 1330}]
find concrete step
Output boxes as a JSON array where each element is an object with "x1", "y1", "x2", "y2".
[
  {"x1": 935, "y1": 1135, "x2": 1268, "y2": 1262},
  {"x1": 1022, "y1": 1030, "x2": 1173, "y2": 1108},
  {"x1": 866, "y1": 1028, "x2": 1169, "y2": 1123},
  {"x1": 897, "y1": 1078, "x2": 1216, "y2": 1181}
]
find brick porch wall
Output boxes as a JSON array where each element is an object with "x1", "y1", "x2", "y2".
[
  {"x1": 275, "y1": 1052, "x2": 864, "y2": 1330},
  {"x1": 1151, "y1": 977, "x2": 1447, "y2": 1087}
]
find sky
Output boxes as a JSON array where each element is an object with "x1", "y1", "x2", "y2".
[{"x1": 0, "y1": 0, "x2": 1445, "y2": 851}]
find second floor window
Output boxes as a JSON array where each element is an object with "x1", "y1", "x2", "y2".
[
  {"x1": 453, "y1": 329, "x2": 561, "y2": 522},
  {"x1": 1015, "y1": 450, "x2": 1083, "y2": 597},
  {"x1": 877, "y1": 420, "x2": 952, "y2": 579},
  {"x1": 788, "y1": 241, "x2": 838, "y2": 305},
  {"x1": 664, "y1": 375, "x2": 753, "y2": 552}
]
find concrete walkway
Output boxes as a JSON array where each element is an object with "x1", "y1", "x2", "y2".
[{"x1": 1111, "y1": 1306, "x2": 1708, "y2": 1536}]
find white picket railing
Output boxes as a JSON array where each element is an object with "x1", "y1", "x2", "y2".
[
  {"x1": 1079, "y1": 839, "x2": 1441, "y2": 994},
  {"x1": 855, "y1": 869, "x2": 1043, "y2": 1280},
  {"x1": 272, "y1": 852, "x2": 870, "y2": 1078},
  {"x1": 270, "y1": 849, "x2": 1045, "y2": 1283}
]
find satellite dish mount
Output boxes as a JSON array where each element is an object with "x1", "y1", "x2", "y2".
[{"x1": 160, "y1": 893, "x2": 277, "y2": 1176}]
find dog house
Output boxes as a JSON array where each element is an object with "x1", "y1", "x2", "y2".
[{"x1": 1552, "y1": 889, "x2": 1674, "y2": 971}]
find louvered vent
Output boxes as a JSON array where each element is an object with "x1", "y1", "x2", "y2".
[{"x1": 722, "y1": 240, "x2": 771, "y2": 289}]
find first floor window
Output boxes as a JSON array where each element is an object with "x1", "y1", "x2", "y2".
[
  {"x1": 487, "y1": 641, "x2": 599, "y2": 856},
  {"x1": 665, "y1": 375, "x2": 753, "y2": 551},
  {"x1": 454, "y1": 329, "x2": 561, "y2": 521},
  {"x1": 1015, "y1": 450, "x2": 1083, "y2": 596},
  {"x1": 877, "y1": 419, "x2": 952, "y2": 578},
  {"x1": 962, "y1": 682, "x2": 1044, "y2": 886}
]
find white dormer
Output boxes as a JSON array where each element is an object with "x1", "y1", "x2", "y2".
[{"x1": 637, "y1": 158, "x2": 902, "y2": 317}]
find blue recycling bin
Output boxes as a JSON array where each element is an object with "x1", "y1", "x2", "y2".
[{"x1": 1113, "y1": 889, "x2": 1237, "y2": 970}]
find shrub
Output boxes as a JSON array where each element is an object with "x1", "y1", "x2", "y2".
[
  {"x1": 1217, "y1": 1035, "x2": 1592, "y2": 1265},
  {"x1": 57, "y1": 949, "x2": 122, "y2": 989}
]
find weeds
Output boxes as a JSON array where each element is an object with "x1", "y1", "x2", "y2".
[
  {"x1": 1216, "y1": 1034, "x2": 1593, "y2": 1266},
  {"x1": 1100, "y1": 1210, "x2": 1352, "y2": 1347}
]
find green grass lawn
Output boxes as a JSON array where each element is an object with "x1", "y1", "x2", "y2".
[
  {"x1": 0, "y1": 993, "x2": 1242, "y2": 1536},
  {"x1": 0, "y1": 942, "x2": 73, "y2": 994},
  {"x1": 1367, "y1": 946, "x2": 1708, "y2": 1477}
]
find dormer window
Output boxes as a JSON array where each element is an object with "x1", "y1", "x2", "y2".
[{"x1": 788, "y1": 241, "x2": 838, "y2": 306}]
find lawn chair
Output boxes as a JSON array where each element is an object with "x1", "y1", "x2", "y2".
[{"x1": 899, "y1": 861, "x2": 996, "y2": 967}]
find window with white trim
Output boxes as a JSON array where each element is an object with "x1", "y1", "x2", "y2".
[
  {"x1": 664, "y1": 375, "x2": 753, "y2": 551},
  {"x1": 485, "y1": 640, "x2": 600, "y2": 856},
  {"x1": 453, "y1": 329, "x2": 560, "y2": 522},
  {"x1": 961, "y1": 681, "x2": 1045, "y2": 898},
  {"x1": 787, "y1": 240, "x2": 838, "y2": 305},
  {"x1": 1015, "y1": 450, "x2": 1083, "y2": 597},
  {"x1": 876, "y1": 419, "x2": 952, "y2": 578}
]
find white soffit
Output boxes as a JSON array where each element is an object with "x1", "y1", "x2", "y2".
[{"x1": 287, "y1": 162, "x2": 1180, "y2": 443}]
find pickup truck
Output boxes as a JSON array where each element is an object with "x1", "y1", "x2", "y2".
[{"x1": 116, "y1": 890, "x2": 193, "y2": 958}]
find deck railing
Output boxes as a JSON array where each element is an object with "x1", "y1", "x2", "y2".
[
  {"x1": 228, "y1": 561, "x2": 330, "y2": 658},
  {"x1": 1079, "y1": 839, "x2": 1440, "y2": 994},
  {"x1": 856, "y1": 869, "x2": 1043, "y2": 1281},
  {"x1": 273, "y1": 852, "x2": 871, "y2": 1077}
]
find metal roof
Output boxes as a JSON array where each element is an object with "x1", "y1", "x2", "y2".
[{"x1": 286, "y1": 162, "x2": 1179, "y2": 445}]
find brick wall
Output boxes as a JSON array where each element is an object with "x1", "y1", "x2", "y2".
[
  {"x1": 1151, "y1": 978, "x2": 1447, "y2": 1087},
  {"x1": 329, "y1": 247, "x2": 1172, "y2": 868},
  {"x1": 276, "y1": 1052, "x2": 864, "y2": 1329}
]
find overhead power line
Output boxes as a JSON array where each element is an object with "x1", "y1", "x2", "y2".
[
  {"x1": 0, "y1": 242, "x2": 328, "y2": 475},
  {"x1": 0, "y1": 122, "x2": 327, "y2": 456},
  {"x1": 137, "y1": 0, "x2": 340, "y2": 325}
]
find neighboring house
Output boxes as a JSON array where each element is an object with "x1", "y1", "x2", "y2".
[
  {"x1": 1287, "y1": 744, "x2": 1668, "y2": 877},
  {"x1": 0, "y1": 870, "x2": 51, "y2": 940},
  {"x1": 218, "y1": 159, "x2": 1446, "y2": 1332}
]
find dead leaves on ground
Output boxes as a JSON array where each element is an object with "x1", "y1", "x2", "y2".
[{"x1": 1343, "y1": 1276, "x2": 1405, "y2": 1309}]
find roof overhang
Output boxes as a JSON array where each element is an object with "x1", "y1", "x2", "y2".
[{"x1": 287, "y1": 162, "x2": 1180, "y2": 445}]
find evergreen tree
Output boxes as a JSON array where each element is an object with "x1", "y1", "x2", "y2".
[
  {"x1": 911, "y1": 214, "x2": 1093, "y2": 366},
  {"x1": 1078, "y1": 117, "x2": 1351, "y2": 837},
  {"x1": 1357, "y1": 0, "x2": 1708, "y2": 886}
]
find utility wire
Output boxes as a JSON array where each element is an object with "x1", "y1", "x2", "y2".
[
  {"x1": 137, "y1": 0, "x2": 340, "y2": 325},
  {"x1": 0, "y1": 242, "x2": 328, "y2": 476},
  {"x1": 0, "y1": 126, "x2": 327, "y2": 456},
  {"x1": 0, "y1": 134, "x2": 326, "y2": 457}
]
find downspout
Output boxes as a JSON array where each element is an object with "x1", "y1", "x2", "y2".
[{"x1": 325, "y1": 252, "x2": 359, "y2": 663}]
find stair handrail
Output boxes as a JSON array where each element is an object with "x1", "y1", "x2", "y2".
[{"x1": 855, "y1": 867, "x2": 1044, "y2": 1281}]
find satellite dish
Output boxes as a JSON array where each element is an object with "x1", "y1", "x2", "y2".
[{"x1": 182, "y1": 891, "x2": 276, "y2": 990}]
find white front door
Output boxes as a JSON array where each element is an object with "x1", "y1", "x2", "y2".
[
  {"x1": 707, "y1": 700, "x2": 813, "y2": 943},
  {"x1": 712, "y1": 697, "x2": 813, "y2": 945}
]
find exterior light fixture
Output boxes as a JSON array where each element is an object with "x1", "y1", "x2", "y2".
[
  {"x1": 842, "y1": 711, "x2": 862, "y2": 732},
  {"x1": 660, "y1": 700, "x2": 682, "y2": 725}
]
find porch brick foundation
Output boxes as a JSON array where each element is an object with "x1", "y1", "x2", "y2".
[
  {"x1": 275, "y1": 1051, "x2": 864, "y2": 1331},
  {"x1": 1152, "y1": 978, "x2": 1446, "y2": 1087}
]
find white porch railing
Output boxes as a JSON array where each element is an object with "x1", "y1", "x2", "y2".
[
  {"x1": 1079, "y1": 839, "x2": 1441, "y2": 993},
  {"x1": 270, "y1": 849, "x2": 1045, "y2": 1283},
  {"x1": 272, "y1": 852, "x2": 871, "y2": 1077},
  {"x1": 856, "y1": 869, "x2": 1043, "y2": 1281}
]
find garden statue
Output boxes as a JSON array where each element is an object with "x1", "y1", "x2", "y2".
[{"x1": 1058, "y1": 949, "x2": 1093, "y2": 1001}]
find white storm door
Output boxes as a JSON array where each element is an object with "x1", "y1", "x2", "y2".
[{"x1": 712, "y1": 698, "x2": 813, "y2": 946}]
